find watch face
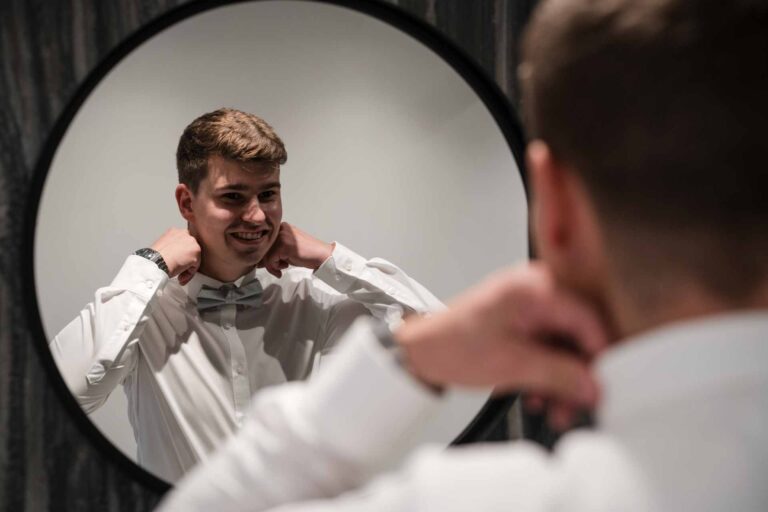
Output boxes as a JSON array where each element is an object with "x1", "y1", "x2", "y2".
[{"x1": 135, "y1": 248, "x2": 153, "y2": 259}]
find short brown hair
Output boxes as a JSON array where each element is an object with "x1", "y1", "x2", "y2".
[
  {"x1": 521, "y1": 0, "x2": 768, "y2": 302},
  {"x1": 176, "y1": 108, "x2": 287, "y2": 192}
]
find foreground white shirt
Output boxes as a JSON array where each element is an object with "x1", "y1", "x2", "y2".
[
  {"x1": 159, "y1": 311, "x2": 768, "y2": 511},
  {"x1": 49, "y1": 243, "x2": 443, "y2": 482}
]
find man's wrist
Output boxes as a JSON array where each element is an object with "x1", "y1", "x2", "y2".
[
  {"x1": 311, "y1": 241, "x2": 335, "y2": 270},
  {"x1": 311, "y1": 241, "x2": 336, "y2": 273},
  {"x1": 134, "y1": 248, "x2": 170, "y2": 275},
  {"x1": 373, "y1": 320, "x2": 443, "y2": 395}
]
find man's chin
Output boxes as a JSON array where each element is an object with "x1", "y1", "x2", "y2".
[
  {"x1": 226, "y1": 237, "x2": 276, "y2": 267},
  {"x1": 235, "y1": 252, "x2": 267, "y2": 268},
  {"x1": 233, "y1": 249, "x2": 261, "y2": 261}
]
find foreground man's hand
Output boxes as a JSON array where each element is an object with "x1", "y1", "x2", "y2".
[
  {"x1": 151, "y1": 228, "x2": 202, "y2": 285},
  {"x1": 395, "y1": 262, "x2": 609, "y2": 413},
  {"x1": 259, "y1": 222, "x2": 334, "y2": 278}
]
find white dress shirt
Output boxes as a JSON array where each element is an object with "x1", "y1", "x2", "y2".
[
  {"x1": 159, "y1": 311, "x2": 768, "y2": 511},
  {"x1": 49, "y1": 243, "x2": 443, "y2": 482}
]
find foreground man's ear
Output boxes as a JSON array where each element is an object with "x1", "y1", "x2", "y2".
[
  {"x1": 528, "y1": 140, "x2": 572, "y2": 265},
  {"x1": 527, "y1": 140, "x2": 605, "y2": 290}
]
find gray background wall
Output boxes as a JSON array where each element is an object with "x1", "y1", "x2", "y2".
[{"x1": 0, "y1": 0, "x2": 537, "y2": 510}]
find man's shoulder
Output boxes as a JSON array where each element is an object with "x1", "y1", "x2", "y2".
[
  {"x1": 260, "y1": 267, "x2": 343, "y2": 299},
  {"x1": 551, "y1": 430, "x2": 655, "y2": 511}
]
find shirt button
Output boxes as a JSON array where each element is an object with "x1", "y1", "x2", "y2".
[
  {"x1": 234, "y1": 365, "x2": 244, "y2": 375},
  {"x1": 222, "y1": 321, "x2": 232, "y2": 329},
  {"x1": 145, "y1": 280, "x2": 153, "y2": 289},
  {"x1": 344, "y1": 262, "x2": 353, "y2": 271}
]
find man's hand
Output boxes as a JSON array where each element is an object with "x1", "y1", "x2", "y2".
[
  {"x1": 395, "y1": 262, "x2": 610, "y2": 423},
  {"x1": 259, "y1": 222, "x2": 334, "y2": 278},
  {"x1": 151, "y1": 228, "x2": 202, "y2": 286}
]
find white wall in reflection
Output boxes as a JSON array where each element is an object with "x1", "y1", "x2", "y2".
[{"x1": 35, "y1": 0, "x2": 527, "y2": 476}]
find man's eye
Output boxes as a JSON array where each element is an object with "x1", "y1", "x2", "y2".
[
  {"x1": 222, "y1": 193, "x2": 244, "y2": 202},
  {"x1": 259, "y1": 190, "x2": 277, "y2": 201}
]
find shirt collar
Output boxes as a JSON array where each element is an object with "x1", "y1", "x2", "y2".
[
  {"x1": 596, "y1": 310, "x2": 768, "y2": 428},
  {"x1": 183, "y1": 267, "x2": 263, "y2": 303}
]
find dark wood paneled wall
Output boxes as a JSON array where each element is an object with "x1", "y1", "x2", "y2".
[{"x1": 0, "y1": 1, "x2": 536, "y2": 509}]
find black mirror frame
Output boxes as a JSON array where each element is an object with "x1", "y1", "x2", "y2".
[{"x1": 23, "y1": 0, "x2": 529, "y2": 495}]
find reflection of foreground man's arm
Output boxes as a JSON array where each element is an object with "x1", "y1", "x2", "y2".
[
  {"x1": 47, "y1": 108, "x2": 443, "y2": 482},
  {"x1": 158, "y1": 264, "x2": 606, "y2": 511}
]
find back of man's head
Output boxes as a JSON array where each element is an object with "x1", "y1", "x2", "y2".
[{"x1": 521, "y1": 0, "x2": 768, "y2": 306}]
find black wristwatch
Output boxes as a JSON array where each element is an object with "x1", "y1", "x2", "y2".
[{"x1": 134, "y1": 248, "x2": 170, "y2": 275}]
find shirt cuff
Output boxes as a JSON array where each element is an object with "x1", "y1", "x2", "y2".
[
  {"x1": 301, "y1": 316, "x2": 443, "y2": 465},
  {"x1": 110, "y1": 255, "x2": 169, "y2": 299},
  {"x1": 313, "y1": 242, "x2": 368, "y2": 294}
]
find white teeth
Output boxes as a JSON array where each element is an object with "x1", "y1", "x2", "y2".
[{"x1": 232, "y1": 232, "x2": 264, "y2": 240}]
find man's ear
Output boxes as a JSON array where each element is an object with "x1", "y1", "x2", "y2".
[
  {"x1": 528, "y1": 140, "x2": 572, "y2": 262},
  {"x1": 528, "y1": 140, "x2": 604, "y2": 286},
  {"x1": 175, "y1": 184, "x2": 195, "y2": 222}
]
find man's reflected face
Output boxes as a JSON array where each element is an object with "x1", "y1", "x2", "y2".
[{"x1": 185, "y1": 155, "x2": 282, "y2": 281}]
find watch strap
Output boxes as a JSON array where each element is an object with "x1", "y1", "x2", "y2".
[{"x1": 134, "y1": 248, "x2": 170, "y2": 275}]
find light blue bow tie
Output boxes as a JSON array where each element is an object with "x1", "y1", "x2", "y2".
[{"x1": 196, "y1": 279, "x2": 264, "y2": 312}]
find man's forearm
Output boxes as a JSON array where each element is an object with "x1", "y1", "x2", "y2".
[{"x1": 314, "y1": 242, "x2": 445, "y2": 318}]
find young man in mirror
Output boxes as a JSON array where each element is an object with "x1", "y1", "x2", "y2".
[
  {"x1": 49, "y1": 108, "x2": 443, "y2": 482},
  {"x1": 159, "y1": 0, "x2": 768, "y2": 510}
]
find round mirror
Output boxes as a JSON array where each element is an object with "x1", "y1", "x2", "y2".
[{"x1": 32, "y1": 0, "x2": 528, "y2": 487}]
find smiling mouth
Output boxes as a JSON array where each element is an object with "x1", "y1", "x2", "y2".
[{"x1": 230, "y1": 230, "x2": 269, "y2": 242}]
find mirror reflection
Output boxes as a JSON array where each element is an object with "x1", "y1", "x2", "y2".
[{"x1": 35, "y1": 0, "x2": 527, "y2": 483}]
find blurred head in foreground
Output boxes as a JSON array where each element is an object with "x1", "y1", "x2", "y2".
[{"x1": 520, "y1": 0, "x2": 768, "y2": 337}]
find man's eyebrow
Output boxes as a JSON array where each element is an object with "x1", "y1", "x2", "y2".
[
  {"x1": 216, "y1": 183, "x2": 250, "y2": 192},
  {"x1": 215, "y1": 182, "x2": 281, "y2": 192}
]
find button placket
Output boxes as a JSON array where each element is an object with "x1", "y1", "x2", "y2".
[{"x1": 221, "y1": 304, "x2": 250, "y2": 425}]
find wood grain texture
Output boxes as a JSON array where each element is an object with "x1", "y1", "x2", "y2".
[{"x1": 0, "y1": 0, "x2": 536, "y2": 509}]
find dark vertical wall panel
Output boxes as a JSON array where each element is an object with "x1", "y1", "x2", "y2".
[
  {"x1": 434, "y1": 2, "x2": 497, "y2": 81},
  {"x1": 0, "y1": 1, "x2": 536, "y2": 509}
]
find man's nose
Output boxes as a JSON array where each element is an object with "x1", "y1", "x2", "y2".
[{"x1": 241, "y1": 200, "x2": 266, "y2": 224}]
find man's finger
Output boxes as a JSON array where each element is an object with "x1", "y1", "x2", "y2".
[
  {"x1": 178, "y1": 266, "x2": 196, "y2": 286},
  {"x1": 528, "y1": 289, "x2": 610, "y2": 357},
  {"x1": 496, "y1": 343, "x2": 599, "y2": 406},
  {"x1": 523, "y1": 393, "x2": 545, "y2": 413},
  {"x1": 547, "y1": 400, "x2": 578, "y2": 432},
  {"x1": 266, "y1": 264, "x2": 282, "y2": 278}
]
